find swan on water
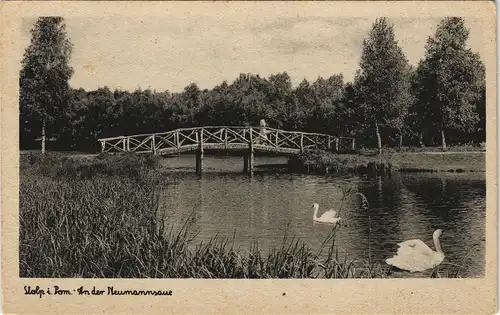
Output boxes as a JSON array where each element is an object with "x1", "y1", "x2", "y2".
[
  {"x1": 312, "y1": 203, "x2": 341, "y2": 225},
  {"x1": 385, "y1": 229, "x2": 445, "y2": 272}
]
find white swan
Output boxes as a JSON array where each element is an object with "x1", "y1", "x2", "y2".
[
  {"x1": 385, "y1": 229, "x2": 445, "y2": 272},
  {"x1": 312, "y1": 203, "x2": 341, "y2": 225}
]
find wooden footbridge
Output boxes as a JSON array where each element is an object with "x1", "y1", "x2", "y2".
[{"x1": 98, "y1": 126, "x2": 355, "y2": 174}]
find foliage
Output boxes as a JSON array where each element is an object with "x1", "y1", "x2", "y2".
[
  {"x1": 19, "y1": 17, "x2": 486, "y2": 153},
  {"x1": 413, "y1": 17, "x2": 485, "y2": 149},
  {"x1": 293, "y1": 149, "x2": 395, "y2": 176},
  {"x1": 293, "y1": 148, "x2": 485, "y2": 175},
  {"x1": 354, "y1": 18, "x2": 413, "y2": 152},
  {"x1": 20, "y1": 17, "x2": 74, "y2": 152}
]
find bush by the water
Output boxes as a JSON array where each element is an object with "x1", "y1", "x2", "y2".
[
  {"x1": 292, "y1": 149, "x2": 394, "y2": 176},
  {"x1": 291, "y1": 148, "x2": 485, "y2": 175},
  {"x1": 357, "y1": 143, "x2": 486, "y2": 155}
]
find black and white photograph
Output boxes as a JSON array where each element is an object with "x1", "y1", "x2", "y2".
[
  {"x1": 17, "y1": 9, "x2": 489, "y2": 279},
  {"x1": 2, "y1": 1, "x2": 497, "y2": 314}
]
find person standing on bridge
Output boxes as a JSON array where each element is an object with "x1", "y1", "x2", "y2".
[{"x1": 259, "y1": 119, "x2": 268, "y2": 143}]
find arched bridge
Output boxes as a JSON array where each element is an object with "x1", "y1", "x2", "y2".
[{"x1": 98, "y1": 126, "x2": 356, "y2": 174}]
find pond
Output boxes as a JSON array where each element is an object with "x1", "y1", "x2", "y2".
[{"x1": 159, "y1": 155, "x2": 486, "y2": 278}]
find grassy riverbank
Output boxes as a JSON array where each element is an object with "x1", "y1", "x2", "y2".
[
  {"x1": 292, "y1": 147, "x2": 485, "y2": 176},
  {"x1": 20, "y1": 153, "x2": 467, "y2": 278}
]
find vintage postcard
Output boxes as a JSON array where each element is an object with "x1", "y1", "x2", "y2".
[{"x1": 1, "y1": 1, "x2": 497, "y2": 314}]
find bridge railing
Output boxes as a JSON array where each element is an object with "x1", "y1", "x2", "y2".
[{"x1": 98, "y1": 126, "x2": 356, "y2": 154}]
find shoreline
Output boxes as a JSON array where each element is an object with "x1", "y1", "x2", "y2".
[
  {"x1": 20, "y1": 149, "x2": 486, "y2": 175},
  {"x1": 288, "y1": 150, "x2": 486, "y2": 175}
]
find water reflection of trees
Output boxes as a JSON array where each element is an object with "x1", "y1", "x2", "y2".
[
  {"x1": 400, "y1": 174, "x2": 486, "y2": 276},
  {"x1": 158, "y1": 169, "x2": 485, "y2": 277},
  {"x1": 401, "y1": 174, "x2": 485, "y2": 223},
  {"x1": 348, "y1": 173, "x2": 485, "y2": 276},
  {"x1": 345, "y1": 173, "x2": 421, "y2": 263}
]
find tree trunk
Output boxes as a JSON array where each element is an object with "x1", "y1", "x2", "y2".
[
  {"x1": 441, "y1": 129, "x2": 447, "y2": 150},
  {"x1": 399, "y1": 133, "x2": 403, "y2": 150},
  {"x1": 419, "y1": 132, "x2": 424, "y2": 147},
  {"x1": 375, "y1": 122, "x2": 382, "y2": 154},
  {"x1": 41, "y1": 117, "x2": 46, "y2": 154}
]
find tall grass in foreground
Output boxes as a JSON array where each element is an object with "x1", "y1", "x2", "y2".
[
  {"x1": 20, "y1": 153, "x2": 468, "y2": 278},
  {"x1": 21, "y1": 152, "x2": 160, "y2": 180}
]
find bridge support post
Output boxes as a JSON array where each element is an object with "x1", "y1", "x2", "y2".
[
  {"x1": 300, "y1": 133, "x2": 304, "y2": 154},
  {"x1": 243, "y1": 153, "x2": 254, "y2": 174},
  {"x1": 244, "y1": 128, "x2": 254, "y2": 175},
  {"x1": 248, "y1": 152, "x2": 254, "y2": 175},
  {"x1": 152, "y1": 135, "x2": 157, "y2": 155},
  {"x1": 243, "y1": 155, "x2": 249, "y2": 173},
  {"x1": 196, "y1": 130, "x2": 204, "y2": 175}
]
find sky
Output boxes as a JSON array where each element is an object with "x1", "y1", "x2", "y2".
[{"x1": 21, "y1": 13, "x2": 486, "y2": 93}]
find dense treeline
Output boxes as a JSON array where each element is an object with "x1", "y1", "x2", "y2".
[{"x1": 20, "y1": 17, "x2": 486, "y2": 153}]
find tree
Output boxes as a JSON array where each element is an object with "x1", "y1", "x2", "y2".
[
  {"x1": 308, "y1": 75, "x2": 345, "y2": 135},
  {"x1": 409, "y1": 62, "x2": 430, "y2": 146},
  {"x1": 229, "y1": 73, "x2": 272, "y2": 126},
  {"x1": 339, "y1": 80, "x2": 366, "y2": 139},
  {"x1": 475, "y1": 84, "x2": 486, "y2": 143},
  {"x1": 268, "y1": 72, "x2": 293, "y2": 128},
  {"x1": 391, "y1": 65, "x2": 415, "y2": 149},
  {"x1": 416, "y1": 17, "x2": 485, "y2": 149},
  {"x1": 20, "y1": 17, "x2": 74, "y2": 153},
  {"x1": 354, "y1": 18, "x2": 412, "y2": 154}
]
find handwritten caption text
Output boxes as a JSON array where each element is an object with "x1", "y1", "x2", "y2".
[{"x1": 25, "y1": 285, "x2": 173, "y2": 298}]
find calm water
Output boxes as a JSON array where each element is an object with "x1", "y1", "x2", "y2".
[{"x1": 158, "y1": 155, "x2": 486, "y2": 277}]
